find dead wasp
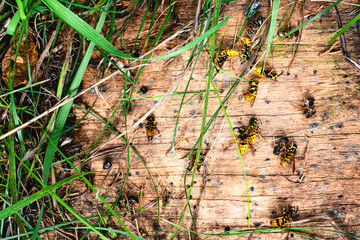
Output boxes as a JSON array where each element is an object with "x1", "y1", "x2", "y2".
[
  {"x1": 280, "y1": 142, "x2": 297, "y2": 167},
  {"x1": 273, "y1": 137, "x2": 289, "y2": 155},
  {"x1": 235, "y1": 126, "x2": 251, "y2": 155},
  {"x1": 239, "y1": 37, "x2": 252, "y2": 66},
  {"x1": 244, "y1": 0, "x2": 262, "y2": 17},
  {"x1": 247, "y1": 117, "x2": 265, "y2": 143},
  {"x1": 282, "y1": 206, "x2": 299, "y2": 222},
  {"x1": 145, "y1": 116, "x2": 160, "y2": 141},
  {"x1": 117, "y1": 195, "x2": 139, "y2": 215},
  {"x1": 300, "y1": 97, "x2": 316, "y2": 118},
  {"x1": 278, "y1": 23, "x2": 299, "y2": 39},
  {"x1": 214, "y1": 49, "x2": 240, "y2": 70},
  {"x1": 270, "y1": 206, "x2": 298, "y2": 228},
  {"x1": 246, "y1": 15, "x2": 265, "y2": 37},
  {"x1": 270, "y1": 216, "x2": 287, "y2": 228},
  {"x1": 187, "y1": 151, "x2": 207, "y2": 172},
  {"x1": 253, "y1": 63, "x2": 283, "y2": 81},
  {"x1": 223, "y1": 125, "x2": 251, "y2": 154},
  {"x1": 240, "y1": 80, "x2": 259, "y2": 106}
]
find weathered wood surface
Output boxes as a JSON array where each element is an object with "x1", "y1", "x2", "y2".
[{"x1": 68, "y1": 0, "x2": 360, "y2": 239}]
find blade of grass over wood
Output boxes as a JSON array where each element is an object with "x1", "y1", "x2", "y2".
[
  {"x1": 210, "y1": 79, "x2": 251, "y2": 227},
  {"x1": 277, "y1": 0, "x2": 342, "y2": 40},
  {"x1": 41, "y1": 0, "x2": 230, "y2": 61},
  {"x1": 263, "y1": 0, "x2": 280, "y2": 65},
  {"x1": 171, "y1": 0, "x2": 222, "y2": 239},
  {"x1": 0, "y1": 173, "x2": 88, "y2": 220},
  {"x1": 181, "y1": 25, "x2": 269, "y2": 160},
  {"x1": 328, "y1": 12, "x2": 360, "y2": 45}
]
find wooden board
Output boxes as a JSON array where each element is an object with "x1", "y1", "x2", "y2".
[{"x1": 66, "y1": 0, "x2": 360, "y2": 239}]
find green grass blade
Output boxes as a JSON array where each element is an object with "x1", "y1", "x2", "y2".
[
  {"x1": 278, "y1": 0, "x2": 342, "y2": 39},
  {"x1": 41, "y1": 0, "x2": 230, "y2": 61},
  {"x1": 328, "y1": 11, "x2": 360, "y2": 45},
  {"x1": 0, "y1": 173, "x2": 88, "y2": 220},
  {"x1": 263, "y1": 0, "x2": 280, "y2": 65}
]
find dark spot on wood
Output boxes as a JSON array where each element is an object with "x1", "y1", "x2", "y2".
[
  {"x1": 313, "y1": 70, "x2": 317, "y2": 75},
  {"x1": 259, "y1": 175, "x2": 265, "y2": 179},
  {"x1": 338, "y1": 195, "x2": 343, "y2": 198},
  {"x1": 287, "y1": 72, "x2": 290, "y2": 76},
  {"x1": 140, "y1": 86, "x2": 149, "y2": 94},
  {"x1": 294, "y1": 74, "x2": 298, "y2": 79},
  {"x1": 343, "y1": 74, "x2": 348, "y2": 78},
  {"x1": 328, "y1": 96, "x2": 333, "y2": 100},
  {"x1": 336, "y1": 123, "x2": 343, "y2": 128},
  {"x1": 345, "y1": 81, "x2": 351, "y2": 85},
  {"x1": 189, "y1": 195, "x2": 193, "y2": 199},
  {"x1": 309, "y1": 123, "x2": 318, "y2": 128},
  {"x1": 254, "y1": 222, "x2": 262, "y2": 227},
  {"x1": 224, "y1": 226, "x2": 230, "y2": 232},
  {"x1": 250, "y1": 187, "x2": 255, "y2": 191},
  {"x1": 265, "y1": 158, "x2": 270, "y2": 161},
  {"x1": 135, "y1": 171, "x2": 140, "y2": 175},
  {"x1": 169, "y1": 182, "x2": 173, "y2": 186},
  {"x1": 310, "y1": 164, "x2": 317, "y2": 168},
  {"x1": 103, "y1": 160, "x2": 112, "y2": 169},
  {"x1": 348, "y1": 105, "x2": 355, "y2": 110},
  {"x1": 187, "y1": 184, "x2": 190, "y2": 188},
  {"x1": 283, "y1": 197, "x2": 288, "y2": 200},
  {"x1": 265, "y1": 100, "x2": 270, "y2": 104}
]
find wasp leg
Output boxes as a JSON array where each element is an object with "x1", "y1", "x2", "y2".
[
  {"x1": 223, "y1": 140, "x2": 236, "y2": 151},
  {"x1": 248, "y1": 140, "x2": 256, "y2": 155},
  {"x1": 257, "y1": 132, "x2": 267, "y2": 142},
  {"x1": 250, "y1": 94, "x2": 257, "y2": 107},
  {"x1": 227, "y1": 60, "x2": 235, "y2": 71}
]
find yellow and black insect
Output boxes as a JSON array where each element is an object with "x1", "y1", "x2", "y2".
[
  {"x1": 282, "y1": 206, "x2": 299, "y2": 221},
  {"x1": 302, "y1": 97, "x2": 316, "y2": 118},
  {"x1": 214, "y1": 49, "x2": 240, "y2": 70},
  {"x1": 239, "y1": 37, "x2": 252, "y2": 66},
  {"x1": 145, "y1": 116, "x2": 160, "y2": 141},
  {"x1": 270, "y1": 216, "x2": 287, "y2": 228},
  {"x1": 280, "y1": 142, "x2": 297, "y2": 167},
  {"x1": 254, "y1": 63, "x2": 283, "y2": 81},
  {"x1": 247, "y1": 117, "x2": 265, "y2": 143},
  {"x1": 234, "y1": 125, "x2": 256, "y2": 155},
  {"x1": 240, "y1": 80, "x2": 259, "y2": 106},
  {"x1": 273, "y1": 137, "x2": 289, "y2": 155},
  {"x1": 187, "y1": 151, "x2": 207, "y2": 172},
  {"x1": 271, "y1": 206, "x2": 298, "y2": 228},
  {"x1": 246, "y1": 15, "x2": 265, "y2": 37}
]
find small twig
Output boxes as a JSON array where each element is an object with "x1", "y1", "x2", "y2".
[
  {"x1": 299, "y1": 135, "x2": 310, "y2": 183},
  {"x1": 0, "y1": 69, "x2": 122, "y2": 141},
  {"x1": 335, "y1": 6, "x2": 360, "y2": 73},
  {"x1": 318, "y1": 42, "x2": 340, "y2": 56},
  {"x1": 248, "y1": 226, "x2": 261, "y2": 240}
]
